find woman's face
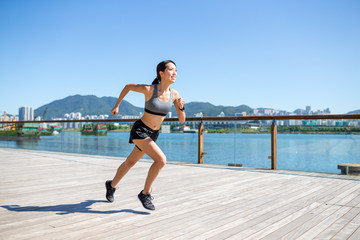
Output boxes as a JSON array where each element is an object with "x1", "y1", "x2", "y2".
[{"x1": 160, "y1": 62, "x2": 177, "y2": 83}]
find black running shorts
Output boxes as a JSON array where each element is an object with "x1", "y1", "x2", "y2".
[{"x1": 129, "y1": 119, "x2": 159, "y2": 144}]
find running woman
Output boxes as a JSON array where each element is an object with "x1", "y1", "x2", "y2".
[{"x1": 106, "y1": 60, "x2": 186, "y2": 210}]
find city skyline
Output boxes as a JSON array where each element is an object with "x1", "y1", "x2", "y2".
[
  {"x1": 2, "y1": 104, "x2": 357, "y2": 130},
  {"x1": 1, "y1": 92, "x2": 358, "y2": 117},
  {"x1": 0, "y1": 91, "x2": 360, "y2": 120},
  {"x1": 1, "y1": 1, "x2": 359, "y2": 115}
]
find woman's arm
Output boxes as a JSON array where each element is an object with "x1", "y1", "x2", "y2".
[
  {"x1": 111, "y1": 84, "x2": 150, "y2": 116},
  {"x1": 173, "y1": 89, "x2": 186, "y2": 124}
]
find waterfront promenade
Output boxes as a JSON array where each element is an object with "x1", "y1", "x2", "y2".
[{"x1": 1, "y1": 148, "x2": 360, "y2": 239}]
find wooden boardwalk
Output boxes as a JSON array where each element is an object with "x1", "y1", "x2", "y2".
[{"x1": 0, "y1": 148, "x2": 360, "y2": 240}]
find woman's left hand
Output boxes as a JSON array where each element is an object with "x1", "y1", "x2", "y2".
[{"x1": 176, "y1": 97, "x2": 185, "y2": 110}]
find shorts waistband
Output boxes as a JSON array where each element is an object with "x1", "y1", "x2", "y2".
[{"x1": 137, "y1": 119, "x2": 158, "y2": 132}]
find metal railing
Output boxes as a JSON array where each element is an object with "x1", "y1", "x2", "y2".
[
  {"x1": 1, "y1": 113, "x2": 360, "y2": 171},
  {"x1": 188, "y1": 114, "x2": 360, "y2": 169}
]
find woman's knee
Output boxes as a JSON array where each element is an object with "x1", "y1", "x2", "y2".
[{"x1": 155, "y1": 155, "x2": 167, "y2": 167}]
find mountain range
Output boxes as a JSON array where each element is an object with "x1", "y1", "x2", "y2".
[
  {"x1": 34, "y1": 94, "x2": 360, "y2": 120},
  {"x1": 34, "y1": 95, "x2": 253, "y2": 120},
  {"x1": 348, "y1": 110, "x2": 360, "y2": 114}
]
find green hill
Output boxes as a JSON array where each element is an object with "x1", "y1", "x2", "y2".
[
  {"x1": 35, "y1": 95, "x2": 143, "y2": 120},
  {"x1": 177, "y1": 102, "x2": 252, "y2": 117},
  {"x1": 348, "y1": 110, "x2": 360, "y2": 114}
]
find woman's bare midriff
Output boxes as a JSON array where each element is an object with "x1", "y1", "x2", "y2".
[{"x1": 141, "y1": 112, "x2": 166, "y2": 130}]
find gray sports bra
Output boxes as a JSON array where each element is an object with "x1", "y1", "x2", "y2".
[{"x1": 144, "y1": 84, "x2": 173, "y2": 116}]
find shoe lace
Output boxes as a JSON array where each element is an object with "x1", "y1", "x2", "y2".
[{"x1": 144, "y1": 193, "x2": 154, "y2": 203}]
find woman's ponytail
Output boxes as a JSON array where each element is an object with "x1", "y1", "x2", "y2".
[{"x1": 152, "y1": 77, "x2": 160, "y2": 85}]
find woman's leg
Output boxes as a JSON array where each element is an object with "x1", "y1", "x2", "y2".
[
  {"x1": 111, "y1": 146, "x2": 145, "y2": 187},
  {"x1": 132, "y1": 138, "x2": 166, "y2": 194}
]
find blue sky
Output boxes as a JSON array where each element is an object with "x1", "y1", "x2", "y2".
[{"x1": 1, "y1": 0, "x2": 359, "y2": 115}]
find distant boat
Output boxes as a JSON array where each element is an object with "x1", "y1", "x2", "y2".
[
  {"x1": 21, "y1": 123, "x2": 40, "y2": 135},
  {"x1": 81, "y1": 123, "x2": 107, "y2": 136},
  {"x1": 95, "y1": 124, "x2": 107, "y2": 136},
  {"x1": 172, "y1": 125, "x2": 198, "y2": 133},
  {"x1": 183, "y1": 125, "x2": 198, "y2": 133},
  {"x1": 51, "y1": 125, "x2": 62, "y2": 134},
  {"x1": 0, "y1": 123, "x2": 40, "y2": 140},
  {"x1": 81, "y1": 123, "x2": 94, "y2": 135}
]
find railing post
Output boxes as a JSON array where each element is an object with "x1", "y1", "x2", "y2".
[
  {"x1": 271, "y1": 120, "x2": 277, "y2": 170},
  {"x1": 198, "y1": 121, "x2": 204, "y2": 164}
]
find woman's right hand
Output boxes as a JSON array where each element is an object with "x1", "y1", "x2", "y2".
[{"x1": 111, "y1": 106, "x2": 119, "y2": 116}]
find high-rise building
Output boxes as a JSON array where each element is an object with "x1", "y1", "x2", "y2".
[
  {"x1": 19, "y1": 106, "x2": 34, "y2": 121},
  {"x1": 75, "y1": 112, "x2": 82, "y2": 119}
]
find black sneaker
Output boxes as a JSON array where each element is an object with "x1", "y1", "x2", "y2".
[
  {"x1": 138, "y1": 190, "x2": 155, "y2": 210},
  {"x1": 105, "y1": 180, "x2": 116, "y2": 203}
]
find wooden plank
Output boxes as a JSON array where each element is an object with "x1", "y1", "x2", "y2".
[
  {"x1": 314, "y1": 192, "x2": 360, "y2": 239},
  {"x1": 251, "y1": 181, "x2": 360, "y2": 240},
  {"x1": 348, "y1": 225, "x2": 360, "y2": 240},
  {"x1": 211, "y1": 180, "x2": 352, "y2": 239},
  {"x1": 331, "y1": 212, "x2": 360, "y2": 240},
  {"x1": 167, "y1": 177, "x2": 347, "y2": 239}
]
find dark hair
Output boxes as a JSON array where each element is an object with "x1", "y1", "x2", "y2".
[{"x1": 152, "y1": 60, "x2": 176, "y2": 85}]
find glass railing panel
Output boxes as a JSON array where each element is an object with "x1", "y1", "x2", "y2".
[
  {"x1": 233, "y1": 121, "x2": 272, "y2": 168},
  {"x1": 277, "y1": 122, "x2": 360, "y2": 174},
  {"x1": 202, "y1": 121, "x2": 239, "y2": 166},
  {"x1": 156, "y1": 121, "x2": 198, "y2": 163},
  {"x1": 203, "y1": 131, "x2": 235, "y2": 165},
  {"x1": 277, "y1": 134, "x2": 360, "y2": 173},
  {"x1": 51, "y1": 122, "x2": 134, "y2": 157}
]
